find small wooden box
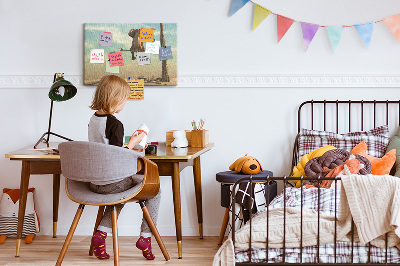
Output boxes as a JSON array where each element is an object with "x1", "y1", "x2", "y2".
[
  {"x1": 166, "y1": 130, "x2": 192, "y2": 146},
  {"x1": 191, "y1": 130, "x2": 209, "y2": 148}
]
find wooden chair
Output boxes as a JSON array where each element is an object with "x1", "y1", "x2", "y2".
[{"x1": 56, "y1": 141, "x2": 170, "y2": 266}]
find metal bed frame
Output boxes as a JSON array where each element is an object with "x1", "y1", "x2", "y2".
[{"x1": 232, "y1": 100, "x2": 400, "y2": 265}]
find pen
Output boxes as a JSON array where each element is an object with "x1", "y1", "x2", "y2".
[{"x1": 192, "y1": 120, "x2": 197, "y2": 130}]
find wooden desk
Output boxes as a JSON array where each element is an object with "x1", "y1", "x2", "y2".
[{"x1": 5, "y1": 142, "x2": 213, "y2": 259}]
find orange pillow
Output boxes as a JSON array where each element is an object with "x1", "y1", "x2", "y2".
[{"x1": 351, "y1": 140, "x2": 396, "y2": 175}]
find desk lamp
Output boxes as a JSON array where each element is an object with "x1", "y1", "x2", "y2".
[{"x1": 33, "y1": 73, "x2": 77, "y2": 149}]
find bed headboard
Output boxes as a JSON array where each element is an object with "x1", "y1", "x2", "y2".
[
  {"x1": 298, "y1": 100, "x2": 400, "y2": 133},
  {"x1": 292, "y1": 100, "x2": 400, "y2": 169}
]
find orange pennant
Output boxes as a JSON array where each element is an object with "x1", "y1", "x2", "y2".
[
  {"x1": 277, "y1": 15, "x2": 295, "y2": 43},
  {"x1": 383, "y1": 14, "x2": 400, "y2": 44}
]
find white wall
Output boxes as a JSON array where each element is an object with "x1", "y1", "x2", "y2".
[{"x1": 1, "y1": 0, "x2": 400, "y2": 236}]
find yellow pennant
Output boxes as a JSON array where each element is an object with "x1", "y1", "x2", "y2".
[{"x1": 253, "y1": 4, "x2": 271, "y2": 31}]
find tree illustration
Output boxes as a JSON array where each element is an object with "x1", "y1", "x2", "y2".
[{"x1": 160, "y1": 23, "x2": 170, "y2": 82}]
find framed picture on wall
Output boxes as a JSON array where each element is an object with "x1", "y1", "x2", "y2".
[{"x1": 84, "y1": 23, "x2": 177, "y2": 86}]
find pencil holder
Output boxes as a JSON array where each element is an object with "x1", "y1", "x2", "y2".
[{"x1": 191, "y1": 130, "x2": 209, "y2": 148}]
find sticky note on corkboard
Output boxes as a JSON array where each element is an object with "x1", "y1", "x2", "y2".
[
  {"x1": 140, "y1": 28, "x2": 155, "y2": 42},
  {"x1": 126, "y1": 78, "x2": 144, "y2": 100}
]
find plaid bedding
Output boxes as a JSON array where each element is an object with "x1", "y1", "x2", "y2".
[
  {"x1": 236, "y1": 242, "x2": 400, "y2": 263},
  {"x1": 267, "y1": 186, "x2": 341, "y2": 217},
  {"x1": 235, "y1": 186, "x2": 400, "y2": 263},
  {"x1": 296, "y1": 125, "x2": 390, "y2": 164}
]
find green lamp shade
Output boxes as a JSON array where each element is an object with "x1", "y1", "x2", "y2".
[{"x1": 48, "y1": 76, "x2": 77, "y2": 102}]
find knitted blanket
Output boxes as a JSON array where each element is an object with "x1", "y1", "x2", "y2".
[
  {"x1": 213, "y1": 206, "x2": 344, "y2": 266},
  {"x1": 338, "y1": 174, "x2": 400, "y2": 249},
  {"x1": 213, "y1": 174, "x2": 400, "y2": 266}
]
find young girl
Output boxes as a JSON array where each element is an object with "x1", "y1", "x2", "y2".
[{"x1": 88, "y1": 75, "x2": 161, "y2": 260}]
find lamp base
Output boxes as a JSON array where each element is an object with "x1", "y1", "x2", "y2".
[{"x1": 33, "y1": 132, "x2": 73, "y2": 149}]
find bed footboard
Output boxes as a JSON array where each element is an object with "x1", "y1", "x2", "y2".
[{"x1": 231, "y1": 175, "x2": 397, "y2": 265}]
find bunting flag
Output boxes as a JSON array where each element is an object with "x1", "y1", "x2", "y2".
[
  {"x1": 277, "y1": 15, "x2": 295, "y2": 43},
  {"x1": 326, "y1": 26, "x2": 345, "y2": 52},
  {"x1": 383, "y1": 14, "x2": 400, "y2": 44},
  {"x1": 354, "y1": 22, "x2": 374, "y2": 49},
  {"x1": 230, "y1": 0, "x2": 250, "y2": 17},
  {"x1": 301, "y1": 22, "x2": 319, "y2": 52},
  {"x1": 229, "y1": 0, "x2": 400, "y2": 52},
  {"x1": 253, "y1": 4, "x2": 271, "y2": 31}
]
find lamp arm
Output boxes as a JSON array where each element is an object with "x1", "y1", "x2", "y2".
[
  {"x1": 46, "y1": 100, "x2": 54, "y2": 143},
  {"x1": 46, "y1": 73, "x2": 57, "y2": 143},
  {"x1": 33, "y1": 73, "x2": 75, "y2": 149},
  {"x1": 34, "y1": 132, "x2": 73, "y2": 149}
]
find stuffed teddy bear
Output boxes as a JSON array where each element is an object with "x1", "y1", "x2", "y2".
[
  {"x1": 230, "y1": 154, "x2": 263, "y2": 175},
  {"x1": 0, "y1": 188, "x2": 39, "y2": 244},
  {"x1": 171, "y1": 130, "x2": 188, "y2": 148}
]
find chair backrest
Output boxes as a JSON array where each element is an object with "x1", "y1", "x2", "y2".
[{"x1": 59, "y1": 141, "x2": 142, "y2": 183}]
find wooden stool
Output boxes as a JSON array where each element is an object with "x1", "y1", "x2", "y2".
[{"x1": 216, "y1": 170, "x2": 276, "y2": 245}]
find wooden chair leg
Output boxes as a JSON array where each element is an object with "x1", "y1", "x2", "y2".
[
  {"x1": 139, "y1": 201, "x2": 170, "y2": 261},
  {"x1": 89, "y1": 206, "x2": 105, "y2": 256},
  {"x1": 111, "y1": 205, "x2": 119, "y2": 266},
  {"x1": 218, "y1": 208, "x2": 230, "y2": 245},
  {"x1": 56, "y1": 204, "x2": 85, "y2": 266}
]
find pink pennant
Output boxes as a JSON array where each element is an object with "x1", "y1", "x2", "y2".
[
  {"x1": 277, "y1": 15, "x2": 295, "y2": 43},
  {"x1": 383, "y1": 14, "x2": 400, "y2": 44},
  {"x1": 301, "y1": 22, "x2": 320, "y2": 52}
]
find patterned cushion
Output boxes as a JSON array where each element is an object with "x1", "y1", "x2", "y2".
[{"x1": 296, "y1": 125, "x2": 390, "y2": 164}]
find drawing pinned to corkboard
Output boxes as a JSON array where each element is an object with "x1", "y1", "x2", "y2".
[{"x1": 84, "y1": 23, "x2": 177, "y2": 86}]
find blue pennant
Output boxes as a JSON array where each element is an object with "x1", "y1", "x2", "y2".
[
  {"x1": 354, "y1": 22, "x2": 374, "y2": 49},
  {"x1": 230, "y1": 0, "x2": 250, "y2": 17}
]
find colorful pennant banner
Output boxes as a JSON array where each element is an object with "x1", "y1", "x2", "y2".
[
  {"x1": 383, "y1": 14, "x2": 400, "y2": 44},
  {"x1": 277, "y1": 15, "x2": 294, "y2": 43},
  {"x1": 326, "y1": 26, "x2": 345, "y2": 52},
  {"x1": 230, "y1": 0, "x2": 250, "y2": 17},
  {"x1": 253, "y1": 4, "x2": 271, "y2": 31},
  {"x1": 301, "y1": 22, "x2": 319, "y2": 52},
  {"x1": 230, "y1": 0, "x2": 400, "y2": 52}
]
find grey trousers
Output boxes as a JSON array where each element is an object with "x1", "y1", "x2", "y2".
[{"x1": 89, "y1": 176, "x2": 161, "y2": 236}]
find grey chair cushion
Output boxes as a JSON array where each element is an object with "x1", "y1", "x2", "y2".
[
  {"x1": 66, "y1": 175, "x2": 144, "y2": 204},
  {"x1": 59, "y1": 141, "x2": 142, "y2": 183}
]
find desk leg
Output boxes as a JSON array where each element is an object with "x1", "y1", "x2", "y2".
[
  {"x1": 53, "y1": 174, "x2": 60, "y2": 238},
  {"x1": 193, "y1": 157, "x2": 203, "y2": 239},
  {"x1": 171, "y1": 162, "x2": 182, "y2": 259},
  {"x1": 16, "y1": 161, "x2": 31, "y2": 257}
]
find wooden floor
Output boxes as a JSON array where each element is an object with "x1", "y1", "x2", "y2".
[{"x1": 0, "y1": 236, "x2": 223, "y2": 265}]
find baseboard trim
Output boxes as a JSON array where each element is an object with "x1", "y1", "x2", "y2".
[{"x1": 1, "y1": 75, "x2": 400, "y2": 88}]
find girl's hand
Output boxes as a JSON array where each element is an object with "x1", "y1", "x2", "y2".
[
  {"x1": 133, "y1": 143, "x2": 148, "y2": 152},
  {"x1": 126, "y1": 131, "x2": 145, "y2": 150}
]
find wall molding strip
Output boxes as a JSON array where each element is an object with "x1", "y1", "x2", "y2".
[{"x1": 0, "y1": 75, "x2": 399, "y2": 88}]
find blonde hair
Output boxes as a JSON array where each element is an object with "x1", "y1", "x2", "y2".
[{"x1": 90, "y1": 75, "x2": 130, "y2": 114}]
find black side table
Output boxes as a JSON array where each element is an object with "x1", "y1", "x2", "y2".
[{"x1": 216, "y1": 170, "x2": 276, "y2": 245}]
